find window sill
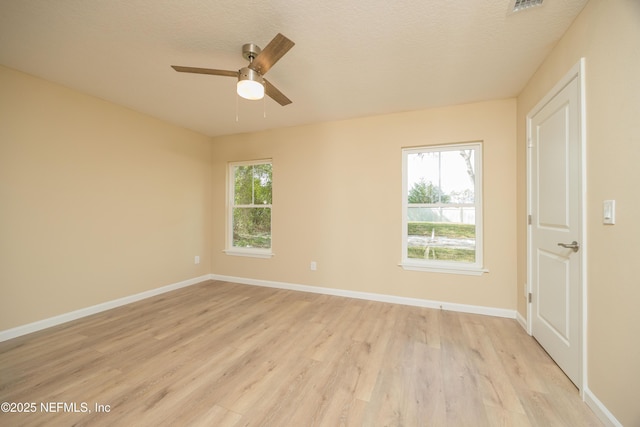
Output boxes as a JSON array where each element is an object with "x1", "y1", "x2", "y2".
[
  {"x1": 224, "y1": 249, "x2": 274, "y2": 259},
  {"x1": 399, "y1": 261, "x2": 488, "y2": 276}
]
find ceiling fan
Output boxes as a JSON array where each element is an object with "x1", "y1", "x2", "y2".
[{"x1": 171, "y1": 33, "x2": 295, "y2": 106}]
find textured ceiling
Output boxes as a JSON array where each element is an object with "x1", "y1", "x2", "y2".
[{"x1": 0, "y1": 0, "x2": 589, "y2": 137}]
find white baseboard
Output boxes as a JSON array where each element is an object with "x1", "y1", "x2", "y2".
[
  {"x1": 210, "y1": 274, "x2": 516, "y2": 319},
  {"x1": 584, "y1": 387, "x2": 623, "y2": 427},
  {"x1": 1, "y1": 273, "x2": 517, "y2": 342},
  {"x1": 516, "y1": 311, "x2": 529, "y2": 333},
  {"x1": 0, "y1": 274, "x2": 214, "y2": 343}
]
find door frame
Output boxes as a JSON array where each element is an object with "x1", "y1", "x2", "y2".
[{"x1": 526, "y1": 58, "x2": 587, "y2": 394}]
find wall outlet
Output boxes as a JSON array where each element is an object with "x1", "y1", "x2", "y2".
[
  {"x1": 310, "y1": 261, "x2": 317, "y2": 271},
  {"x1": 194, "y1": 255, "x2": 200, "y2": 265}
]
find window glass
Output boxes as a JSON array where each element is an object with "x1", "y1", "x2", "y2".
[
  {"x1": 402, "y1": 144, "x2": 483, "y2": 272},
  {"x1": 228, "y1": 160, "x2": 272, "y2": 255}
]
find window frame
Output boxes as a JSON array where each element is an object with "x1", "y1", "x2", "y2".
[
  {"x1": 401, "y1": 142, "x2": 487, "y2": 275},
  {"x1": 225, "y1": 159, "x2": 274, "y2": 259}
]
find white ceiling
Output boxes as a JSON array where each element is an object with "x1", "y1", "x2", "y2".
[{"x1": 0, "y1": 0, "x2": 589, "y2": 137}]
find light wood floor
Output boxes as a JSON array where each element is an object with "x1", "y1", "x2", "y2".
[{"x1": 1, "y1": 280, "x2": 601, "y2": 426}]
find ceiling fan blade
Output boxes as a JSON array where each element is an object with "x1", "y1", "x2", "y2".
[
  {"x1": 171, "y1": 65, "x2": 238, "y2": 77},
  {"x1": 264, "y1": 79, "x2": 292, "y2": 106},
  {"x1": 249, "y1": 33, "x2": 295, "y2": 75}
]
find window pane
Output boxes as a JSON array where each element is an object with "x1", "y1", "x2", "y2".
[
  {"x1": 233, "y1": 207, "x2": 271, "y2": 249},
  {"x1": 407, "y1": 150, "x2": 475, "y2": 204},
  {"x1": 234, "y1": 165, "x2": 253, "y2": 205},
  {"x1": 253, "y1": 163, "x2": 272, "y2": 205},
  {"x1": 406, "y1": 218, "x2": 476, "y2": 263}
]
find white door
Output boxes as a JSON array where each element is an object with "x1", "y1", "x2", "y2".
[{"x1": 528, "y1": 61, "x2": 584, "y2": 388}]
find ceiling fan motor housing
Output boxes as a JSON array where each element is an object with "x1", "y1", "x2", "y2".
[
  {"x1": 242, "y1": 43, "x2": 261, "y2": 62},
  {"x1": 238, "y1": 67, "x2": 264, "y2": 85}
]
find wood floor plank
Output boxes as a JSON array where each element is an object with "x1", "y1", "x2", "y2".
[
  {"x1": 351, "y1": 304, "x2": 396, "y2": 402},
  {"x1": 184, "y1": 405, "x2": 242, "y2": 427},
  {"x1": 232, "y1": 357, "x2": 325, "y2": 426},
  {"x1": 461, "y1": 320, "x2": 526, "y2": 415},
  {"x1": 0, "y1": 280, "x2": 603, "y2": 426},
  {"x1": 363, "y1": 309, "x2": 447, "y2": 426},
  {"x1": 439, "y1": 310, "x2": 492, "y2": 427}
]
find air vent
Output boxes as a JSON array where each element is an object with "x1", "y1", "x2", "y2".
[{"x1": 512, "y1": 0, "x2": 544, "y2": 12}]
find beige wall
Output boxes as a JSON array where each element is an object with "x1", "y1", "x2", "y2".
[
  {"x1": 0, "y1": 66, "x2": 213, "y2": 330},
  {"x1": 516, "y1": 0, "x2": 640, "y2": 425},
  {"x1": 211, "y1": 99, "x2": 517, "y2": 310}
]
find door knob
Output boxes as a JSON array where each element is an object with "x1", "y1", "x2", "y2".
[{"x1": 558, "y1": 241, "x2": 580, "y2": 252}]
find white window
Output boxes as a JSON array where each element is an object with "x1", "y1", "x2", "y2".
[
  {"x1": 225, "y1": 159, "x2": 273, "y2": 258},
  {"x1": 401, "y1": 143, "x2": 486, "y2": 275}
]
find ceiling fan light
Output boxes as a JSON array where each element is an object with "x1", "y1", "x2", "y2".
[{"x1": 237, "y1": 67, "x2": 265, "y2": 100}]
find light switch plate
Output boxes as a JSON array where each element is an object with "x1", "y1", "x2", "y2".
[{"x1": 603, "y1": 200, "x2": 615, "y2": 225}]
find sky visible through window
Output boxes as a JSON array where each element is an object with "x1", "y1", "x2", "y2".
[{"x1": 407, "y1": 150, "x2": 474, "y2": 200}]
